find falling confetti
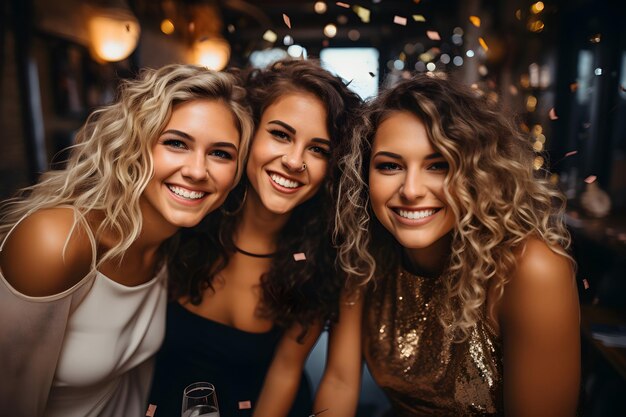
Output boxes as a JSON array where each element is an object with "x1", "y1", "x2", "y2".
[
  {"x1": 394, "y1": 15, "x2": 408, "y2": 26},
  {"x1": 293, "y1": 252, "x2": 307, "y2": 261},
  {"x1": 569, "y1": 82, "x2": 578, "y2": 92},
  {"x1": 413, "y1": 15, "x2": 426, "y2": 22},
  {"x1": 369, "y1": 71, "x2": 376, "y2": 77},
  {"x1": 565, "y1": 150, "x2": 578, "y2": 158},
  {"x1": 353, "y1": 5, "x2": 371, "y2": 23},
  {"x1": 336, "y1": 2, "x2": 350, "y2": 8},
  {"x1": 549, "y1": 107, "x2": 559, "y2": 120},
  {"x1": 145, "y1": 404, "x2": 157, "y2": 417},
  {"x1": 478, "y1": 37, "x2": 489, "y2": 51},
  {"x1": 263, "y1": 30, "x2": 277, "y2": 43},
  {"x1": 469, "y1": 16, "x2": 481, "y2": 27},
  {"x1": 426, "y1": 30, "x2": 441, "y2": 40},
  {"x1": 584, "y1": 175, "x2": 597, "y2": 184},
  {"x1": 238, "y1": 401, "x2": 252, "y2": 410},
  {"x1": 589, "y1": 33, "x2": 601, "y2": 43},
  {"x1": 283, "y1": 13, "x2": 292, "y2": 29},
  {"x1": 583, "y1": 279, "x2": 590, "y2": 290}
]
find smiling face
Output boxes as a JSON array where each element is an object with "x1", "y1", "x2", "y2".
[
  {"x1": 141, "y1": 99, "x2": 241, "y2": 233},
  {"x1": 246, "y1": 92, "x2": 331, "y2": 216},
  {"x1": 369, "y1": 111, "x2": 456, "y2": 255}
]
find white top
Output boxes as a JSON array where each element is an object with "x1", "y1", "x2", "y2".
[{"x1": 0, "y1": 211, "x2": 167, "y2": 417}]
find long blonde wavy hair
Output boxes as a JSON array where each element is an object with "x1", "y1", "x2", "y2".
[
  {"x1": 336, "y1": 74, "x2": 572, "y2": 340},
  {"x1": 0, "y1": 64, "x2": 253, "y2": 267}
]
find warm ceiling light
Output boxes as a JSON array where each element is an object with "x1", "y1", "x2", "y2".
[
  {"x1": 193, "y1": 37, "x2": 231, "y2": 70},
  {"x1": 531, "y1": 2, "x2": 545, "y2": 14},
  {"x1": 314, "y1": 2, "x2": 327, "y2": 14},
  {"x1": 323, "y1": 23, "x2": 337, "y2": 38},
  {"x1": 87, "y1": 7, "x2": 141, "y2": 62},
  {"x1": 160, "y1": 19, "x2": 175, "y2": 35}
]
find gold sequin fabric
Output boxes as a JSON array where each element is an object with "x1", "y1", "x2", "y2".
[{"x1": 363, "y1": 269, "x2": 504, "y2": 416}]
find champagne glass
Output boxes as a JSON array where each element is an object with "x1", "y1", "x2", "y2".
[{"x1": 181, "y1": 382, "x2": 220, "y2": 417}]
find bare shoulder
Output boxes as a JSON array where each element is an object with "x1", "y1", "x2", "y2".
[
  {"x1": 0, "y1": 207, "x2": 94, "y2": 297},
  {"x1": 514, "y1": 238, "x2": 573, "y2": 288},
  {"x1": 501, "y1": 237, "x2": 578, "y2": 326}
]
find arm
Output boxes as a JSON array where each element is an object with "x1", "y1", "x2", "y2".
[
  {"x1": 0, "y1": 208, "x2": 94, "y2": 417},
  {"x1": 313, "y1": 293, "x2": 363, "y2": 417},
  {"x1": 253, "y1": 321, "x2": 323, "y2": 417},
  {"x1": 500, "y1": 238, "x2": 581, "y2": 417}
]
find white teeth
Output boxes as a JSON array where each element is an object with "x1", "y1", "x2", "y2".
[
  {"x1": 270, "y1": 173, "x2": 300, "y2": 189},
  {"x1": 168, "y1": 185, "x2": 205, "y2": 200},
  {"x1": 398, "y1": 209, "x2": 437, "y2": 220}
]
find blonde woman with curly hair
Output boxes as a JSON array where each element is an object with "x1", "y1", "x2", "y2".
[
  {"x1": 314, "y1": 74, "x2": 581, "y2": 417},
  {"x1": 0, "y1": 64, "x2": 253, "y2": 417}
]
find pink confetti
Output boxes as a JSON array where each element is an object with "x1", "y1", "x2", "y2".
[
  {"x1": 549, "y1": 107, "x2": 559, "y2": 120},
  {"x1": 283, "y1": 13, "x2": 291, "y2": 29},
  {"x1": 145, "y1": 404, "x2": 157, "y2": 417},
  {"x1": 564, "y1": 150, "x2": 578, "y2": 158},
  {"x1": 238, "y1": 401, "x2": 252, "y2": 410},
  {"x1": 293, "y1": 252, "x2": 306, "y2": 261},
  {"x1": 584, "y1": 175, "x2": 597, "y2": 184},
  {"x1": 336, "y1": 2, "x2": 350, "y2": 8},
  {"x1": 583, "y1": 279, "x2": 590, "y2": 290},
  {"x1": 426, "y1": 30, "x2": 441, "y2": 40},
  {"x1": 394, "y1": 15, "x2": 408, "y2": 26}
]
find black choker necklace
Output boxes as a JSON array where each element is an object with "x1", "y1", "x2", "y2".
[{"x1": 233, "y1": 244, "x2": 275, "y2": 258}]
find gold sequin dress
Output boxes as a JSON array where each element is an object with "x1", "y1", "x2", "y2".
[{"x1": 363, "y1": 269, "x2": 504, "y2": 416}]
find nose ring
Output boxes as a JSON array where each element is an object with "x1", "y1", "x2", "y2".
[{"x1": 282, "y1": 155, "x2": 307, "y2": 173}]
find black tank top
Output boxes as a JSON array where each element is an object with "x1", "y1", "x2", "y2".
[{"x1": 149, "y1": 301, "x2": 312, "y2": 417}]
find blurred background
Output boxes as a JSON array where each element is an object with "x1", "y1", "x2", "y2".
[{"x1": 1, "y1": 0, "x2": 625, "y2": 415}]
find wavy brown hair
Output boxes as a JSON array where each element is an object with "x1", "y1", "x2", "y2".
[
  {"x1": 0, "y1": 64, "x2": 253, "y2": 268},
  {"x1": 336, "y1": 74, "x2": 572, "y2": 340},
  {"x1": 168, "y1": 59, "x2": 363, "y2": 330}
]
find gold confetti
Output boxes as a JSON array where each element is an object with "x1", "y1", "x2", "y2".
[
  {"x1": 394, "y1": 15, "x2": 408, "y2": 26},
  {"x1": 336, "y1": 2, "x2": 350, "y2": 8},
  {"x1": 549, "y1": 107, "x2": 558, "y2": 120},
  {"x1": 293, "y1": 252, "x2": 307, "y2": 261},
  {"x1": 584, "y1": 175, "x2": 597, "y2": 184},
  {"x1": 469, "y1": 16, "x2": 481, "y2": 27},
  {"x1": 426, "y1": 30, "x2": 441, "y2": 40},
  {"x1": 283, "y1": 13, "x2": 292, "y2": 29},
  {"x1": 145, "y1": 404, "x2": 157, "y2": 417},
  {"x1": 238, "y1": 401, "x2": 252, "y2": 410},
  {"x1": 263, "y1": 30, "x2": 277, "y2": 43},
  {"x1": 479, "y1": 37, "x2": 488, "y2": 51},
  {"x1": 583, "y1": 279, "x2": 590, "y2": 290},
  {"x1": 413, "y1": 15, "x2": 426, "y2": 22},
  {"x1": 565, "y1": 150, "x2": 578, "y2": 158},
  {"x1": 353, "y1": 5, "x2": 371, "y2": 23}
]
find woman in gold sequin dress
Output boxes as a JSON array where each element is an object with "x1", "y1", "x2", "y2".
[{"x1": 313, "y1": 75, "x2": 581, "y2": 417}]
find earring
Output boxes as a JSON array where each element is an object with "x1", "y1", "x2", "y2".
[{"x1": 221, "y1": 185, "x2": 248, "y2": 216}]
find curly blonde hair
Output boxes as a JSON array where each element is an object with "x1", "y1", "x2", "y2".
[
  {"x1": 0, "y1": 64, "x2": 253, "y2": 267},
  {"x1": 336, "y1": 74, "x2": 572, "y2": 340}
]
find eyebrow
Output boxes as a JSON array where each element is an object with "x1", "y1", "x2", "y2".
[
  {"x1": 372, "y1": 151, "x2": 443, "y2": 160},
  {"x1": 268, "y1": 120, "x2": 331, "y2": 146},
  {"x1": 268, "y1": 120, "x2": 296, "y2": 134},
  {"x1": 161, "y1": 129, "x2": 239, "y2": 150}
]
